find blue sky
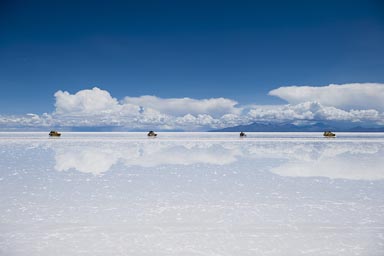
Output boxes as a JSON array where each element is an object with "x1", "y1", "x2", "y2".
[{"x1": 1, "y1": 0, "x2": 384, "y2": 130}]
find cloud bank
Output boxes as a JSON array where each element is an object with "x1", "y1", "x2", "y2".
[
  {"x1": 247, "y1": 101, "x2": 382, "y2": 123},
  {"x1": 52, "y1": 87, "x2": 244, "y2": 130},
  {"x1": 123, "y1": 96, "x2": 240, "y2": 118},
  {"x1": 1, "y1": 83, "x2": 384, "y2": 130},
  {"x1": 269, "y1": 83, "x2": 384, "y2": 111}
]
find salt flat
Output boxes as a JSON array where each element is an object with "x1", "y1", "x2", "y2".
[{"x1": 0, "y1": 132, "x2": 383, "y2": 255}]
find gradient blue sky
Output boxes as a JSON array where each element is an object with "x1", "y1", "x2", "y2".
[{"x1": 1, "y1": 0, "x2": 383, "y2": 115}]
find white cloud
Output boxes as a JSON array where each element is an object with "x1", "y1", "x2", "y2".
[
  {"x1": 247, "y1": 101, "x2": 383, "y2": 123},
  {"x1": 0, "y1": 113, "x2": 53, "y2": 128},
  {"x1": 269, "y1": 83, "x2": 384, "y2": 111},
  {"x1": 1, "y1": 84, "x2": 384, "y2": 131},
  {"x1": 54, "y1": 87, "x2": 122, "y2": 115},
  {"x1": 50, "y1": 87, "x2": 245, "y2": 130},
  {"x1": 123, "y1": 95, "x2": 240, "y2": 118}
]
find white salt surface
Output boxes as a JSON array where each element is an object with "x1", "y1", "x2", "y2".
[{"x1": 0, "y1": 132, "x2": 383, "y2": 255}]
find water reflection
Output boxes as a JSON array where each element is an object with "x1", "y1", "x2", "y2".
[
  {"x1": 54, "y1": 142, "x2": 242, "y2": 175},
  {"x1": 52, "y1": 140, "x2": 384, "y2": 180},
  {"x1": 2, "y1": 134, "x2": 384, "y2": 255}
]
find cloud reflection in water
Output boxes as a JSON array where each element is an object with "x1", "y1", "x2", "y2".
[{"x1": 53, "y1": 139, "x2": 384, "y2": 180}]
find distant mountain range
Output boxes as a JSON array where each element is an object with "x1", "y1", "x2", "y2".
[{"x1": 211, "y1": 122, "x2": 384, "y2": 132}]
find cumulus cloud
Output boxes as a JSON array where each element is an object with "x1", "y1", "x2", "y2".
[
  {"x1": 2, "y1": 84, "x2": 384, "y2": 131},
  {"x1": 269, "y1": 83, "x2": 384, "y2": 111},
  {"x1": 247, "y1": 101, "x2": 383, "y2": 123},
  {"x1": 0, "y1": 113, "x2": 53, "y2": 129},
  {"x1": 123, "y1": 95, "x2": 240, "y2": 118},
  {"x1": 54, "y1": 87, "x2": 240, "y2": 117},
  {"x1": 50, "y1": 87, "x2": 245, "y2": 130},
  {"x1": 54, "y1": 87, "x2": 123, "y2": 115}
]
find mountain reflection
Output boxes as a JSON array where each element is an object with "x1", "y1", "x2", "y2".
[{"x1": 53, "y1": 140, "x2": 384, "y2": 180}]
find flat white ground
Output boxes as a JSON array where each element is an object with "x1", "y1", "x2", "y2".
[{"x1": 0, "y1": 132, "x2": 383, "y2": 255}]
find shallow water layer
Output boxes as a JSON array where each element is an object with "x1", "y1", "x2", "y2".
[{"x1": 1, "y1": 132, "x2": 384, "y2": 255}]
